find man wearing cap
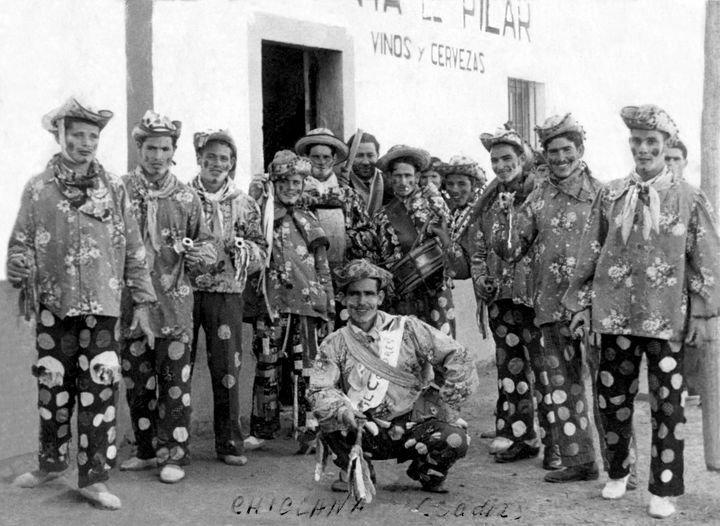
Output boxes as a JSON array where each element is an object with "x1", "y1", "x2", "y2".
[
  {"x1": 492, "y1": 114, "x2": 602, "y2": 482},
  {"x1": 249, "y1": 150, "x2": 334, "y2": 446},
  {"x1": 187, "y1": 129, "x2": 267, "y2": 465},
  {"x1": 119, "y1": 110, "x2": 216, "y2": 484},
  {"x1": 342, "y1": 131, "x2": 392, "y2": 216},
  {"x1": 474, "y1": 128, "x2": 544, "y2": 462},
  {"x1": 295, "y1": 128, "x2": 372, "y2": 326},
  {"x1": 7, "y1": 97, "x2": 156, "y2": 509},
  {"x1": 564, "y1": 104, "x2": 720, "y2": 518},
  {"x1": 363, "y1": 144, "x2": 455, "y2": 336},
  {"x1": 308, "y1": 258, "x2": 477, "y2": 493}
]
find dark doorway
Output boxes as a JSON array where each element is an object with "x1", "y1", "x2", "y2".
[{"x1": 261, "y1": 41, "x2": 344, "y2": 168}]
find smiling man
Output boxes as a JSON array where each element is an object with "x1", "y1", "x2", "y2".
[
  {"x1": 563, "y1": 105, "x2": 720, "y2": 518},
  {"x1": 473, "y1": 128, "x2": 543, "y2": 462},
  {"x1": 492, "y1": 114, "x2": 603, "y2": 483},
  {"x1": 308, "y1": 259, "x2": 477, "y2": 494},
  {"x1": 187, "y1": 129, "x2": 267, "y2": 466}
]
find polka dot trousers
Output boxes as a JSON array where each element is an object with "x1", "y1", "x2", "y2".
[
  {"x1": 540, "y1": 322, "x2": 597, "y2": 466},
  {"x1": 324, "y1": 414, "x2": 469, "y2": 487},
  {"x1": 598, "y1": 335, "x2": 685, "y2": 496},
  {"x1": 34, "y1": 308, "x2": 121, "y2": 488},
  {"x1": 191, "y1": 292, "x2": 246, "y2": 456},
  {"x1": 121, "y1": 337, "x2": 192, "y2": 466},
  {"x1": 488, "y1": 300, "x2": 542, "y2": 444}
]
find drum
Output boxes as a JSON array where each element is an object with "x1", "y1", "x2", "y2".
[{"x1": 390, "y1": 238, "x2": 445, "y2": 296}]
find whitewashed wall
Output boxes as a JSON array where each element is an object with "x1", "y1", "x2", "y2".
[
  {"x1": 0, "y1": 0, "x2": 706, "y2": 278},
  {"x1": 0, "y1": 0, "x2": 127, "y2": 277}
]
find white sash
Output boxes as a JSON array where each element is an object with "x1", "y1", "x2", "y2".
[{"x1": 347, "y1": 317, "x2": 406, "y2": 412}]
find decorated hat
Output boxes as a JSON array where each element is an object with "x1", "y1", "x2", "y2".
[
  {"x1": 42, "y1": 97, "x2": 113, "y2": 134},
  {"x1": 131, "y1": 110, "x2": 182, "y2": 143},
  {"x1": 479, "y1": 127, "x2": 524, "y2": 152},
  {"x1": 268, "y1": 150, "x2": 312, "y2": 181},
  {"x1": 193, "y1": 128, "x2": 237, "y2": 158},
  {"x1": 294, "y1": 128, "x2": 349, "y2": 162},
  {"x1": 421, "y1": 156, "x2": 443, "y2": 174},
  {"x1": 535, "y1": 113, "x2": 585, "y2": 146},
  {"x1": 620, "y1": 104, "x2": 679, "y2": 139},
  {"x1": 437, "y1": 155, "x2": 487, "y2": 184},
  {"x1": 333, "y1": 258, "x2": 394, "y2": 290},
  {"x1": 377, "y1": 144, "x2": 431, "y2": 172}
]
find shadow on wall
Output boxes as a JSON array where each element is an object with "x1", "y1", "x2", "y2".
[{"x1": 0, "y1": 280, "x2": 493, "y2": 462}]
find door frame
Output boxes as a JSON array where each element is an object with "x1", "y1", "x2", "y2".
[{"x1": 247, "y1": 13, "x2": 355, "y2": 175}]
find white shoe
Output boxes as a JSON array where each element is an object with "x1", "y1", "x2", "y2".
[
  {"x1": 78, "y1": 482, "x2": 122, "y2": 510},
  {"x1": 119, "y1": 457, "x2": 157, "y2": 471},
  {"x1": 602, "y1": 474, "x2": 630, "y2": 499},
  {"x1": 243, "y1": 436, "x2": 266, "y2": 450},
  {"x1": 159, "y1": 464, "x2": 185, "y2": 484},
  {"x1": 12, "y1": 469, "x2": 64, "y2": 488},
  {"x1": 218, "y1": 454, "x2": 248, "y2": 466},
  {"x1": 489, "y1": 437, "x2": 513, "y2": 454},
  {"x1": 648, "y1": 495, "x2": 676, "y2": 518}
]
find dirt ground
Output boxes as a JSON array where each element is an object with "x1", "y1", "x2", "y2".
[{"x1": 1, "y1": 359, "x2": 719, "y2": 525}]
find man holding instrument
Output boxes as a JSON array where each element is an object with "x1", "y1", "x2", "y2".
[
  {"x1": 294, "y1": 128, "x2": 372, "y2": 328},
  {"x1": 308, "y1": 258, "x2": 477, "y2": 493},
  {"x1": 359, "y1": 145, "x2": 455, "y2": 336}
]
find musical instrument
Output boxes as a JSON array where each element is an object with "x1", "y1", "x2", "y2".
[{"x1": 390, "y1": 237, "x2": 445, "y2": 296}]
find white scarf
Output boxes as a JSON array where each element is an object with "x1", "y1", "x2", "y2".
[{"x1": 620, "y1": 167, "x2": 674, "y2": 244}]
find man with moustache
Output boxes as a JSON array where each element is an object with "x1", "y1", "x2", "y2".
[
  {"x1": 492, "y1": 114, "x2": 601, "y2": 482},
  {"x1": 364, "y1": 145, "x2": 455, "y2": 336},
  {"x1": 474, "y1": 128, "x2": 543, "y2": 462},
  {"x1": 343, "y1": 131, "x2": 393, "y2": 216},
  {"x1": 8, "y1": 97, "x2": 156, "y2": 509},
  {"x1": 188, "y1": 129, "x2": 267, "y2": 465},
  {"x1": 308, "y1": 259, "x2": 477, "y2": 494},
  {"x1": 564, "y1": 105, "x2": 720, "y2": 518},
  {"x1": 119, "y1": 111, "x2": 216, "y2": 484}
]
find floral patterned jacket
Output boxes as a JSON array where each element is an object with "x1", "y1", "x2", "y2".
[
  {"x1": 307, "y1": 311, "x2": 477, "y2": 433},
  {"x1": 188, "y1": 176, "x2": 267, "y2": 294},
  {"x1": 446, "y1": 188, "x2": 486, "y2": 281},
  {"x1": 265, "y1": 204, "x2": 334, "y2": 321},
  {"x1": 563, "y1": 172, "x2": 720, "y2": 341},
  {"x1": 7, "y1": 157, "x2": 156, "y2": 319},
  {"x1": 471, "y1": 173, "x2": 539, "y2": 307},
  {"x1": 120, "y1": 168, "x2": 216, "y2": 342},
  {"x1": 493, "y1": 165, "x2": 604, "y2": 325}
]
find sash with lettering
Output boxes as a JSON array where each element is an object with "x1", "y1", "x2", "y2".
[{"x1": 340, "y1": 317, "x2": 419, "y2": 412}]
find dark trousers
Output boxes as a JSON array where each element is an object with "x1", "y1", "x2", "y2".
[
  {"x1": 191, "y1": 291, "x2": 245, "y2": 456},
  {"x1": 488, "y1": 299, "x2": 542, "y2": 443},
  {"x1": 324, "y1": 415, "x2": 469, "y2": 487},
  {"x1": 122, "y1": 337, "x2": 192, "y2": 466},
  {"x1": 540, "y1": 322, "x2": 596, "y2": 466},
  {"x1": 34, "y1": 308, "x2": 120, "y2": 487},
  {"x1": 598, "y1": 335, "x2": 685, "y2": 496}
]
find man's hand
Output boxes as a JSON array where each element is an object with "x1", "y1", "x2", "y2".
[
  {"x1": 473, "y1": 276, "x2": 497, "y2": 303},
  {"x1": 339, "y1": 407, "x2": 367, "y2": 430},
  {"x1": 183, "y1": 245, "x2": 203, "y2": 267},
  {"x1": 7, "y1": 256, "x2": 31, "y2": 285},
  {"x1": 569, "y1": 309, "x2": 590, "y2": 339},
  {"x1": 427, "y1": 218, "x2": 450, "y2": 248},
  {"x1": 130, "y1": 306, "x2": 155, "y2": 349},
  {"x1": 686, "y1": 317, "x2": 713, "y2": 346}
]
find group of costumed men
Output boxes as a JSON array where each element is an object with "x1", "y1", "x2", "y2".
[{"x1": 7, "y1": 97, "x2": 719, "y2": 521}]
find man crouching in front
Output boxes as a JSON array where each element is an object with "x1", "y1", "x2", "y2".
[{"x1": 307, "y1": 259, "x2": 478, "y2": 494}]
